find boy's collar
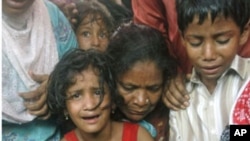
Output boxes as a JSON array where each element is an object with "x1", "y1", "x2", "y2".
[
  {"x1": 230, "y1": 55, "x2": 249, "y2": 79},
  {"x1": 190, "y1": 55, "x2": 249, "y2": 83}
]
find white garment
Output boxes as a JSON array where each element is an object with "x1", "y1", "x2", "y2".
[
  {"x1": 169, "y1": 55, "x2": 250, "y2": 141},
  {"x1": 2, "y1": 0, "x2": 58, "y2": 123}
]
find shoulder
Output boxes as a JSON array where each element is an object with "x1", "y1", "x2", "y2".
[
  {"x1": 63, "y1": 130, "x2": 78, "y2": 141},
  {"x1": 123, "y1": 122, "x2": 154, "y2": 141},
  {"x1": 137, "y1": 125, "x2": 154, "y2": 141}
]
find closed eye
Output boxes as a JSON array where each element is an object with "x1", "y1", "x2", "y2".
[
  {"x1": 146, "y1": 85, "x2": 161, "y2": 92},
  {"x1": 118, "y1": 82, "x2": 136, "y2": 92},
  {"x1": 186, "y1": 36, "x2": 203, "y2": 47},
  {"x1": 216, "y1": 39, "x2": 230, "y2": 45}
]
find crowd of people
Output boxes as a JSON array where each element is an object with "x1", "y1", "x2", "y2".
[{"x1": 2, "y1": 0, "x2": 250, "y2": 141}]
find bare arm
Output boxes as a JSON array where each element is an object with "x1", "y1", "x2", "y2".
[{"x1": 137, "y1": 126, "x2": 154, "y2": 141}]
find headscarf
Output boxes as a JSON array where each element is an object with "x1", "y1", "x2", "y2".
[{"x1": 2, "y1": 0, "x2": 59, "y2": 123}]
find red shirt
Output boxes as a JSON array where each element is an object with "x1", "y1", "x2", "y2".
[{"x1": 63, "y1": 122, "x2": 139, "y2": 141}]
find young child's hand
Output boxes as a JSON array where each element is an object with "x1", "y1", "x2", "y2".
[
  {"x1": 162, "y1": 72, "x2": 190, "y2": 110},
  {"x1": 19, "y1": 72, "x2": 51, "y2": 120}
]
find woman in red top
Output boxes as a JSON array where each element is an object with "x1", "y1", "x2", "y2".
[{"x1": 47, "y1": 49, "x2": 153, "y2": 141}]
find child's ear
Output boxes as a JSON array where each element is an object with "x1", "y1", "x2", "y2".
[
  {"x1": 111, "y1": 103, "x2": 116, "y2": 114},
  {"x1": 239, "y1": 20, "x2": 250, "y2": 46},
  {"x1": 64, "y1": 110, "x2": 70, "y2": 120}
]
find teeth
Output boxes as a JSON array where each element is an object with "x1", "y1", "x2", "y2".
[{"x1": 83, "y1": 115, "x2": 98, "y2": 119}]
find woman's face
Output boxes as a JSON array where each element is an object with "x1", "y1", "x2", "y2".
[
  {"x1": 3, "y1": 0, "x2": 35, "y2": 16},
  {"x1": 117, "y1": 60, "x2": 164, "y2": 121},
  {"x1": 65, "y1": 67, "x2": 112, "y2": 134}
]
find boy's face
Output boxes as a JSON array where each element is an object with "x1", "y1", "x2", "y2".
[
  {"x1": 76, "y1": 14, "x2": 109, "y2": 52},
  {"x1": 182, "y1": 14, "x2": 247, "y2": 82},
  {"x1": 65, "y1": 67, "x2": 111, "y2": 134}
]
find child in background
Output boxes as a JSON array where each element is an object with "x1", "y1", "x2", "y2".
[
  {"x1": 51, "y1": 0, "x2": 132, "y2": 52},
  {"x1": 47, "y1": 49, "x2": 154, "y2": 141},
  {"x1": 74, "y1": 0, "x2": 114, "y2": 51},
  {"x1": 169, "y1": 0, "x2": 250, "y2": 140}
]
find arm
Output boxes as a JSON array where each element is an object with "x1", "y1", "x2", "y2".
[{"x1": 137, "y1": 126, "x2": 154, "y2": 141}]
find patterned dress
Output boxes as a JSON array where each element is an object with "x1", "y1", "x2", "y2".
[{"x1": 221, "y1": 80, "x2": 250, "y2": 141}]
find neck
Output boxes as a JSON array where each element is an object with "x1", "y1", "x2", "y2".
[
  {"x1": 200, "y1": 77, "x2": 217, "y2": 94},
  {"x1": 3, "y1": 5, "x2": 33, "y2": 30}
]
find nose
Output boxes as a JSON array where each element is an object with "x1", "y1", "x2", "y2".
[
  {"x1": 202, "y1": 41, "x2": 217, "y2": 61},
  {"x1": 82, "y1": 94, "x2": 99, "y2": 111},
  {"x1": 91, "y1": 35, "x2": 100, "y2": 47},
  {"x1": 133, "y1": 90, "x2": 149, "y2": 107}
]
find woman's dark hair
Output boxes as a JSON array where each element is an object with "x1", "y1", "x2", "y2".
[
  {"x1": 107, "y1": 23, "x2": 177, "y2": 109},
  {"x1": 74, "y1": 0, "x2": 114, "y2": 34},
  {"x1": 47, "y1": 48, "x2": 115, "y2": 123},
  {"x1": 176, "y1": 0, "x2": 250, "y2": 33}
]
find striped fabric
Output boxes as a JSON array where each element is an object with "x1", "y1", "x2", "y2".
[{"x1": 169, "y1": 55, "x2": 250, "y2": 141}]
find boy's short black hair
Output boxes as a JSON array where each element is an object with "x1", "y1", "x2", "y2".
[{"x1": 176, "y1": 0, "x2": 250, "y2": 33}]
